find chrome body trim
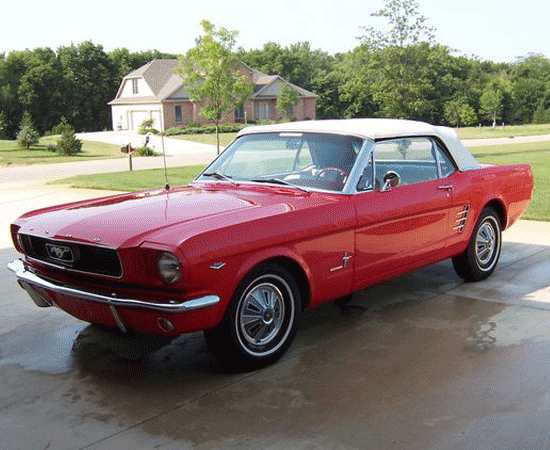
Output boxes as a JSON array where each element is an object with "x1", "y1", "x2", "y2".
[
  {"x1": 109, "y1": 305, "x2": 127, "y2": 333},
  {"x1": 8, "y1": 259, "x2": 220, "y2": 313}
]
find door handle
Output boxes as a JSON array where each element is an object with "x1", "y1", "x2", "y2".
[{"x1": 438, "y1": 185, "x2": 454, "y2": 191}]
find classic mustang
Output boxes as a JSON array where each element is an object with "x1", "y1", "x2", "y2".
[{"x1": 8, "y1": 119, "x2": 533, "y2": 370}]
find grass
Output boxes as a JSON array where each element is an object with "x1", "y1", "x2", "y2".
[
  {"x1": 0, "y1": 136, "x2": 122, "y2": 166},
  {"x1": 53, "y1": 140, "x2": 550, "y2": 221},
  {"x1": 51, "y1": 165, "x2": 205, "y2": 191},
  {"x1": 457, "y1": 123, "x2": 550, "y2": 140},
  {"x1": 172, "y1": 132, "x2": 238, "y2": 147},
  {"x1": 470, "y1": 141, "x2": 550, "y2": 221}
]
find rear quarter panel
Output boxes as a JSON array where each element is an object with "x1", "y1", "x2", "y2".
[{"x1": 447, "y1": 163, "x2": 533, "y2": 252}]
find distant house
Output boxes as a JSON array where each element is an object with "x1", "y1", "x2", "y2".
[{"x1": 108, "y1": 59, "x2": 317, "y2": 132}]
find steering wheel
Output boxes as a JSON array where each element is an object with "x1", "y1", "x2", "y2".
[{"x1": 316, "y1": 167, "x2": 348, "y2": 184}]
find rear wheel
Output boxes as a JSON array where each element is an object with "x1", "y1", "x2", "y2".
[
  {"x1": 205, "y1": 263, "x2": 301, "y2": 371},
  {"x1": 452, "y1": 207, "x2": 502, "y2": 282}
]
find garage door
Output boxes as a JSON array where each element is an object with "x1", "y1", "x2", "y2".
[
  {"x1": 151, "y1": 111, "x2": 162, "y2": 131},
  {"x1": 129, "y1": 111, "x2": 149, "y2": 131}
]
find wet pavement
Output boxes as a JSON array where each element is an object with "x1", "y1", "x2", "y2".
[{"x1": 1, "y1": 221, "x2": 550, "y2": 450}]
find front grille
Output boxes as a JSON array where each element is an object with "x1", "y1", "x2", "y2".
[{"x1": 19, "y1": 234, "x2": 122, "y2": 278}]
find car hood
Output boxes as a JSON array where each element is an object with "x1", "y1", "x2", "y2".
[{"x1": 16, "y1": 183, "x2": 315, "y2": 249}]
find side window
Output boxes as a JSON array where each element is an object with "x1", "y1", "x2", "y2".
[
  {"x1": 434, "y1": 142, "x2": 456, "y2": 177},
  {"x1": 295, "y1": 141, "x2": 313, "y2": 170},
  {"x1": 374, "y1": 137, "x2": 438, "y2": 188}
]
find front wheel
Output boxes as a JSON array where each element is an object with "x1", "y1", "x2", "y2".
[
  {"x1": 205, "y1": 263, "x2": 301, "y2": 371},
  {"x1": 452, "y1": 207, "x2": 502, "y2": 282}
]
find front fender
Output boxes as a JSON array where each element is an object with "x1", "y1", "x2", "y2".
[{"x1": 180, "y1": 245, "x2": 314, "y2": 328}]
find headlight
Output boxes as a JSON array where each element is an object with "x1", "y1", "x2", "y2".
[{"x1": 158, "y1": 252, "x2": 181, "y2": 284}]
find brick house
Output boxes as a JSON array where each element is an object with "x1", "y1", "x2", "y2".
[{"x1": 108, "y1": 60, "x2": 317, "y2": 132}]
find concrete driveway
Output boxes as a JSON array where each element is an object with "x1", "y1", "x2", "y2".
[
  {"x1": 1, "y1": 220, "x2": 550, "y2": 449},
  {"x1": 77, "y1": 131, "x2": 219, "y2": 157}
]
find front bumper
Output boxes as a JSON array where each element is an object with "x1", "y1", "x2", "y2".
[{"x1": 8, "y1": 259, "x2": 220, "y2": 334}]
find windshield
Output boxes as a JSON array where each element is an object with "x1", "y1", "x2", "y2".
[{"x1": 198, "y1": 132, "x2": 364, "y2": 192}]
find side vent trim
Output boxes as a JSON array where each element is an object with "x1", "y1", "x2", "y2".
[{"x1": 453, "y1": 204, "x2": 470, "y2": 232}]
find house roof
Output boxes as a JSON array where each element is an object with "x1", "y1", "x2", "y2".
[
  {"x1": 238, "y1": 119, "x2": 480, "y2": 171},
  {"x1": 126, "y1": 59, "x2": 179, "y2": 97},
  {"x1": 110, "y1": 59, "x2": 316, "y2": 104}
]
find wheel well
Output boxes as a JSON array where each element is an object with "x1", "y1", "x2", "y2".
[
  {"x1": 255, "y1": 256, "x2": 311, "y2": 310},
  {"x1": 483, "y1": 199, "x2": 507, "y2": 228}
]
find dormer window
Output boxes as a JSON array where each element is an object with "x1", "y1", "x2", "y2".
[{"x1": 132, "y1": 79, "x2": 138, "y2": 94}]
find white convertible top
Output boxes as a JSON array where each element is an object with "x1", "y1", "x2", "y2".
[{"x1": 238, "y1": 118, "x2": 480, "y2": 171}]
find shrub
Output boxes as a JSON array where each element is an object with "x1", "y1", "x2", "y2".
[
  {"x1": 138, "y1": 118, "x2": 159, "y2": 135},
  {"x1": 51, "y1": 117, "x2": 71, "y2": 135},
  {"x1": 135, "y1": 146, "x2": 158, "y2": 157},
  {"x1": 17, "y1": 126, "x2": 39, "y2": 149},
  {"x1": 56, "y1": 123, "x2": 82, "y2": 155},
  {"x1": 164, "y1": 123, "x2": 245, "y2": 136},
  {"x1": 17, "y1": 112, "x2": 39, "y2": 149}
]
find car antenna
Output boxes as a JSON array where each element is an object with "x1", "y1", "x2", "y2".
[{"x1": 160, "y1": 132, "x2": 170, "y2": 190}]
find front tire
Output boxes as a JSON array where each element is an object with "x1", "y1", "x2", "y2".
[
  {"x1": 205, "y1": 263, "x2": 301, "y2": 371},
  {"x1": 452, "y1": 207, "x2": 502, "y2": 282}
]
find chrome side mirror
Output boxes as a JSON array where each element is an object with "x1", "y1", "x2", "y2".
[{"x1": 381, "y1": 170, "x2": 401, "y2": 192}]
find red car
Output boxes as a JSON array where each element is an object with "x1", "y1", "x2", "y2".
[{"x1": 8, "y1": 119, "x2": 533, "y2": 370}]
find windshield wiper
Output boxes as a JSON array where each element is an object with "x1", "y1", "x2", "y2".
[
  {"x1": 250, "y1": 177, "x2": 309, "y2": 193},
  {"x1": 202, "y1": 172, "x2": 236, "y2": 184}
]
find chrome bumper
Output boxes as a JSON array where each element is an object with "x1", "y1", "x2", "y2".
[{"x1": 7, "y1": 259, "x2": 220, "y2": 313}]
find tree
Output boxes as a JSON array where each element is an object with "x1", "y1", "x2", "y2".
[
  {"x1": 533, "y1": 101, "x2": 550, "y2": 124},
  {"x1": 58, "y1": 41, "x2": 116, "y2": 132},
  {"x1": 480, "y1": 88, "x2": 504, "y2": 127},
  {"x1": 460, "y1": 103, "x2": 478, "y2": 127},
  {"x1": 0, "y1": 111, "x2": 7, "y2": 139},
  {"x1": 177, "y1": 20, "x2": 253, "y2": 154},
  {"x1": 358, "y1": 0, "x2": 435, "y2": 49},
  {"x1": 444, "y1": 98, "x2": 477, "y2": 127},
  {"x1": 17, "y1": 112, "x2": 39, "y2": 149},
  {"x1": 444, "y1": 99, "x2": 464, "y2": 128},
  {"x1": 276, "y1": 85, "x2": 299, "y2": 120},
  {"x1": 56, "y1": 121, "x2": 82, "y2": 155},
  {"x1": 355, "y1": 0, "x2": 454, "y2": 121}
]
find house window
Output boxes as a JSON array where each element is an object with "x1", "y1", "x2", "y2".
[
  {"x1": 175, "y1": 105, "x2": 183, "y2": 123},
  {"x1": 254, "y1": 101, "x2": 270, "y2": 121},
  {"x1": 235, "y1": 105, "x2": 245, "y2": 122},
  {"x1": 132, "y1": 79, "x2": 138, "y2": 94}
]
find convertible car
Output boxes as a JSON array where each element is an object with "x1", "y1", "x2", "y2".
[{"x1": 8, "y1": 119, "x2": 533, "y2": 370}]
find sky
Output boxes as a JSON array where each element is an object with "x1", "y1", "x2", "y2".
[{"x1": 1, "y1": 0, "x2": 549, "y2": 62}]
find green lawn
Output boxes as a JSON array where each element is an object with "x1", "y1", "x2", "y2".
[
  {"x1": 0, "y1": 136, "x2": 122, "y2": 166},
  {"x1": 469, "y1": 141, "x2": 549, "y2": 221},
  {"x1": 52, "y1": 141, "x2": 549, "y2": 221},
  {"x1": 457, "y1": 123, "x2": 550, "y2": 140},
  {"x1": 172, "y1": 132, "x2": 238, "y2": 147},
  {"x1": 51, "y1": 165, "x2": 206, "y2": 191}
]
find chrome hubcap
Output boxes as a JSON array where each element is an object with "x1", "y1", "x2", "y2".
[
  {"x1": 239, "y1": 282, "x2": 285, "y2": 346},
  {"x1": 475, "y1": 221, "x2": 497, "y2": 265}
]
